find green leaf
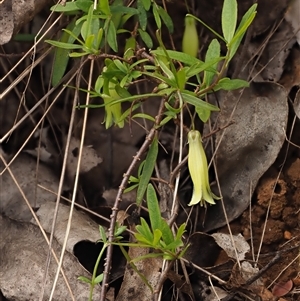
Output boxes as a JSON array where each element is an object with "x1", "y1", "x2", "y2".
[
  {"x1": 107, "y1": 20, "x2": 118, "y2": 52},
  {"x1": 228, "y1": 4, "x2": 257, "y2": 61},
  {"x1": 176, "y1": 68, "x2": 186, "y2": 90},
  {"x1": 115, "y1": 85, "x2": 131, "y2": 98},
  {"x1": 157, "y1": 87, "x2": 176, "y2": 97},
  {"x1": 98, "y1": 0, "x2": 110, "y2": 15},
  {"x1": 95, "y1": 27, "x2": 104, "y2": 50},
  {"x1": 94, "y1": 273, "x2": 104, "y2": 284},
  {"x1": 142, "y1": 71, "x2": 175, "y2": 90},
  {"x1": 132, "y1": 113, "x2": 155, "y2": 122},
  {"x1": 84, "y1": 34, "x2": 95, "y2": 50},
  {"x1": 99, "y1": 225, "x2": 107, "y2": 243},
  {"x1": 69, "y1": 51, "x2": 89, "y2": 57},
  {"x1": 137, "y1": 160, "x2": 146, "y2": 177},
  {"x1": 178, "y1": 244, "x2": 190, "y2": 259},
  {"x1": 137, "y1": 218, "x2": 153, "y2": 242},
  {"x1": 213, "y1": 78, "x2": 249, "y2": 91},
  {"x1": 164, "y1": 239, "x2": 183, "y2": 251},
  {"x1": 134, "y1": 233, "x2": 152, "y2": 245},
  {"x1": 114, "y1": 59, "x2": 128, "y2": 73},
  {"x1": 141, "y1": 0, "x2": 151, "y2": 11},
  {"x1": 203, "y1": 39, "x2": 221, "y2": 87},
  {"x1": 152, "y1": 229, "x2": 163, "y2": 247},
  {"x1": 157, "y1": 6, "x2": 174, "y2": 33},
  {"x1": 110, "y1": 0, "x2": 123, "y2": 29},
  {"x1": 78, "y1": 276, "x2": 92, "y2": 284},
  {"x1": 138, "y1": 29, "x2": 153, "y2": 48},
  {"x1": 175, "y1": 223, "x2": 186, "y2": 241},
  {"x1": 50, "y1": 2, "x2": 79, "y2": 12},
  {"x1": 51, "y1": 19, "x2": 77, "y2": 86},
  {"x1": 88, "y1": 18, "x2": 100, "y2": 49},
  {"x1": 137, "y1": 0, "x2": 147, "y2": 30},
  {"x1": 196, "y1": 106, "x2": 211, "y2": 123},
  {"x1": 159, "y1": 116, "x2": 173, "y2": 126},
  {"x1": 155, "y1": 57, "x2": 175, "y2": 81},
  {"x1": 184, "y1": 58, "x2": 223, "y2": 78},
  {"x1": 151, "y1": 49, "x2": 200, "y2": 66},
  {"x1": 222, "y1": 0, "x2": 237, "y2": 43},
  {"x1": 160, "y1": 219, "x2": 174, "y2": 246},
  {"x1": 76, "y1": 0, "x2": 93, "y2": 12},
  {"x1": 181, "y1": 91, "x2": 220, "y2": 111},
  {"x1": 136, "y1": 138, "x2": 158, "y2": 205},
  {"x1": 45, "y1": 40, "x2": 83, "y2": 49},
  {"x1": 152, "y1": 4, "x2": 161, "y2": 29},
  {"x1": 63, "y1": 28, "x2": 86, "y2": 45},
  {"x1": 124, "y1": 183, "x2": 139, "y2": 193},
  {"x1": 146, "y1": 183, "x2": 162, "y2": 232},
  {"x1": 124, "y1": 36, "x2": 136, "y2": 60},
  {"x1": 95, "y1": 76, "x2": 104, "y2": 93},
  {"x1": 81, "y1": 5, "x2": 94, "y2": 41},
  {"x1": 165, "y1": 102, "x2": 181, "y2": 114},
  {"x1": 115, "y1": 224, "x2": 127, "y2": 237}
]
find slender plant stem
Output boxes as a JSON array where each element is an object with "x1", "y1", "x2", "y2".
[{"x1": 89, "y1": 243, "x2": 108, "y2": 301}]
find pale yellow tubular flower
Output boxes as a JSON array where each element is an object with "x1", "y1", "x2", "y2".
[
  {"x1": 182, "y1": 16, "x2": 199, "y2": 58},
  {"x1": 187, "y1": 130, "x2": 219, "y2": 207}
]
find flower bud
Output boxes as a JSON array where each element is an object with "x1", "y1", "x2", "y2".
[{"x1": 182, "y1": 16, "x2": 199, "y2": 58}]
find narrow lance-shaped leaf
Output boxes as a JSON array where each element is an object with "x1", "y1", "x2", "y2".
[
  {"x1": 212, "y1": 78, "x2": 249, "y2": 91},
  {"x1": 51, "y1": 19, "x2": 77, "y2": 86},
  {"x1": 107, "y1": 20, "x2": 118, "y2": 52},
  {"x1": 222, "y1": 0, "x2": 237, "y2": 43},
  {"x1": 50, "y1": 2, "x2": 78, "y2": 12},
  {"x1": 45, "y1": 40, "x2": 83, "y2": 49},
  {"x1": 146, "y1": 183, "x2": 162, "y2": 232},
  {"x1": 157, "y1": 6, "x2": 174, "y2": 33},
  {"x1": 141, "y1": 0, "x2": 151, "y2": 11},
  {"x1": 203, "y1": 39, "x2": 221, "y2": 87},
  {"x1": 103, "y1": 78, "x2": 124, "y2": 128},
  {"x1": 153, "y1": 4, "x2": 162, "y2": 29},
  {"x1": 160, "y1": 219, "x2": 174, "y2": 246},
  {"x1": 110, "y1": 0, "x2": 123, "y2": 29},
  {"x1": 181, "y1": 91, "x2": 220, "y2": 112},
  {"x1": 151, "y1": 49, "x2": 201, "y2": 66},
  {"x1": 81, "y1": 4, "x2": 94, "y2": 41},
  {"x1": 98, "y1": 0, "x2": 110, "y2": 15},
  {"x1": 136, "y1": 137, "x2": 158, "y2": 205},
  {"x1": 135, "y1": 217, "x2": 154, "y2": 243},
  {"x1": 152, "y1": 229, "x2": 163, "y2": 247},
  {"x1": 137, "y1": 0, "x2": 147, "y2": 30},
  {"x1": 138, "y1": 29, "x2": 153, "y2": 49},
  {"x1": 228, "y1": 4, "x2": 257, "y2": 61},
  {"x1": 124, "y1": 36, "x2": 136, "y2": 60}
]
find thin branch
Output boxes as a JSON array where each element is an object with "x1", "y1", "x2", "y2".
[{"x1": 99, "y1": 97, "x2": 167, "y2": 301}]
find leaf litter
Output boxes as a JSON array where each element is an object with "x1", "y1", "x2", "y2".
[{"x1": 1, "y1": 0, "x2": 300, "y2": 300}]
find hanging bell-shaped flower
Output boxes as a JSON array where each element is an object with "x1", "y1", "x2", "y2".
[{"x1": 187, "y1": 130, "x2": 220, "y2": 207}]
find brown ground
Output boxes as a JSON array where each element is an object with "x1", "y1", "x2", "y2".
[{"x1": 220, "y1": 155, "x2": 300, "y2": 300}]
